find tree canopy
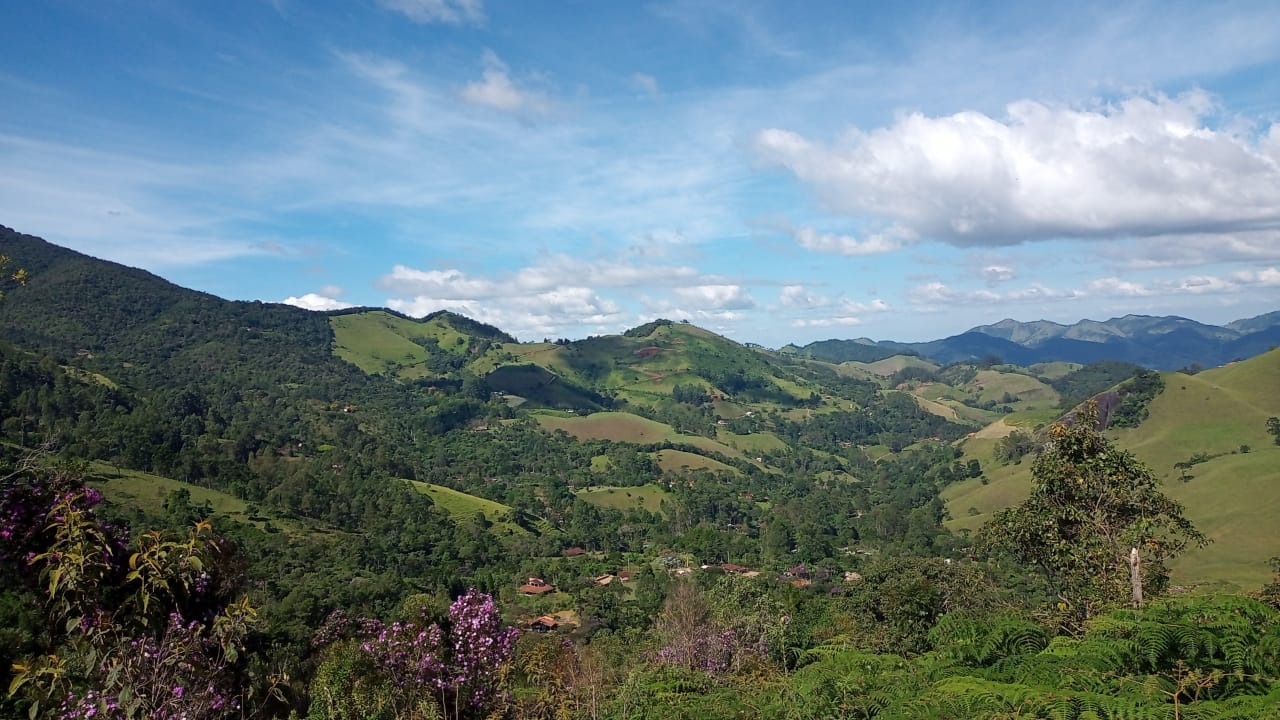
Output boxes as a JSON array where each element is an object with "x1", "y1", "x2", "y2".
[{"x1": 982, "y1": 403, "x2": 1207, "y2": 622}]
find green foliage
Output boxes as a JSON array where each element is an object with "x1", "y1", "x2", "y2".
[
  {"x1": 993, "y1": 429, "x2": 1039, "y2": 465},
  {"x1": 1052, "y1": 361, "x2": 1146, "y2": 410},
  {"x1": 982, "y1": 404, "x2": 1207, "y2": 623}
]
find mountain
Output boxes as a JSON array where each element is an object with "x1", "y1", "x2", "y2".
[
  {"x1": 778, "y1": 338, "x2": 913, "y2": 364},
  {"x1": 788, "y1": 312, "x2": 1280, "y2": 370}
]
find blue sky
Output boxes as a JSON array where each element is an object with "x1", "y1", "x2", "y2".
[{"x1": 3, "y1": 0, "x2": 1280, "y2": 344}]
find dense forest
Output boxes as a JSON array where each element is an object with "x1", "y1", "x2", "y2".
[{"x1": 3, "y1": 228, "x2": 1280, "y2": 719}]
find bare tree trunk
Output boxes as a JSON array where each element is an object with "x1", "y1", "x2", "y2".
[{"x1": 1130, "y1": 547, "x2": 1144, "y2": 608}]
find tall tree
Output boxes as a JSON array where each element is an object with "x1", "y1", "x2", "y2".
[{"x1": 982, "y1": 403, "x2": 1206, "y2": 622}]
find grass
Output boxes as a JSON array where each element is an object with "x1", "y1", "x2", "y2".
[
  {"x1": 534, "y1": 411, "x2": 745, "y2": 458},
  {"x1": 330, "y1": 311, "x2": 469, "y2": 376},
  {"x1": 1028, "y1": 361, "x2": 1082, "y2": 380},
  {"x1": 858, "y1": 355, "x2": 939, "y2": 376},
  {"x1": 406, "y1": 480, "x2": 529, "y2": 536},
  {"x1": 655, "y1": 449, "x2": 739, "y2": 475},
  {"x1": 716, "y1": 430, "x2": 788, "y2": 453},
  {"x1": 943, "y1": 349, "x2": 1280, "y2": 588},
  {"x1": 90, "y1": 464, "x2": 312, "y2": 535},
  {"x1": 968, "y1": 369, "x2": 1059, "y2": 408},
  {"x1": 576, "y1": 484, "x2": 673, "y2": 515}
]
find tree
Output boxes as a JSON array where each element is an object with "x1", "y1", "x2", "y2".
[
  {"x1": 981, "y1": 403, "x2": 1206, "y2": 623},
  {"x1": 1267, "y1": 417, "x2": 1280, "y2": 445},
  {"x1": 0, "y1": 253, "x2": 28, "y2": 301}
]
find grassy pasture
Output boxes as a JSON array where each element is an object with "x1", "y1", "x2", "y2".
[
  {"x1": 655, "y1": 449, "x2": 739, "y2": 475},
  {"x1": 534, "y1": 411, "x2": 744, "y2": 458},
  {"x1": 577, "y1": 484, "x2": 673, "y2": 515},
  {"x1": 330, "y1": 311, "x2": 469, "y2": 376},
  {"x1": 858, "y1": 355, "x2": 940, "y2": 376},
  {"x1": 944, "y1": 350, "x2": 1280, "y2": 588},
  {"x1": 969, "y1": 369, "x2": 1059, "y2": 408},
  {"x1": 716, "y1": 430, "x2": 788, "y2": 453},
  {"x1": 90, "y1": 464, "x2": 312, "y2": 535},
  {"x1": 406, "y1": 480, "x2": 528, "y2": 536}
]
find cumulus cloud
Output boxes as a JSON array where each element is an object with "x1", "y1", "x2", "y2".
[
  {"x1": 908, "y1": 282, "x2": 1080, "y2": 306},
  {"x1": 779, "y1": 285, "x2": 822, "y2": 308},
  {"x1": 379, "y1": 255, "x2": 701, "y2": 299},
  {"x1": 378, "y1": 0, "x2": 483, "y2": 25},
  {"x1": 793, "y1": 226, "x2": 905, "y2": 256},
  {"x1": 1097, "y1": 230, "x2": 1280, "y2": 270},
  {"x1": 1088, "y1": 267, "x2": 1280, "y2": 298},
  {"x1": 388, "y1": 287, "x2": 623, "y2": 339},
  {"x1": 672, "y1": 284, "x2": 755, "y2": 310},
  {"x1": 460, "y1": 51, "x2": 550, "y2": 115},
  {"x1": 982, "y1": 265, "x2": 1016, "y2": 283},
  {"x1": 791, "y1": 316, "x2": 864, "y2": 328},
  {"x1": 378, "y1": 256, "x2": 718, "y2": 339},
  {"x1": 779, "y1": 286, "x2": 889, "y2": 328},
  {"x1": 281, "y1": 293, "x2": 355, "y2": 311},
  {"x1": 756, "y1": 91, "x2": 1280, "y2": 246}
]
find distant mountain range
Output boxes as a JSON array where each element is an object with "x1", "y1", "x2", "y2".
[{"x1": 782, "y1": 312, "x2": 1280, "y2": 370}]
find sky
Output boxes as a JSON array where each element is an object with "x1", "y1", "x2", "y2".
[{"x1": 2, "y1": 1, "x2": 1280, "y2": 345}]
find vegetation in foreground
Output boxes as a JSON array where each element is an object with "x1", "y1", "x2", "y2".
[{"x1": 3, "y1": 230, "x2": 1280, "y2": 718}]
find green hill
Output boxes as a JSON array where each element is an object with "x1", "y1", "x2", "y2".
[
  {"x1": 407, "y1": 480, "x2": 530, "y2": 536},
  {"x1": 945, "y1": 349, "x2": 1280, "y2": 587}
]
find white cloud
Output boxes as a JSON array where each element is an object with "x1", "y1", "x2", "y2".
[
  {"x1": 1088, "y1": 266, "x2": 1280, "y2": 299},
  {"x1": 982, "y1": 265, "x2": 1016, "y2": 283},
  {"x1": 1097, "y1": 230, "x2": 1280, "y2": 270},
  {"x1": 379, "y1": 256, "x2": 702, "y2": 300},
  {"x1": 380, "y1": 266, "x2": 498, "y2": 298},
  {"x1": 281, "y1": 293, "x2": 355, "y2": 311},
  {"x1": 388, "y1": 286, "x2": 623, "y2": 339},
  {"x1": 378, "y1": 0, "x2": 483, "y2": 25},
  {"x1": 779, "y1": 286, "x2": 888, "y2": 328},
  {"x1": 1086, "y1": 277, "x2": 1154, "y2": 297},
  {"x1": 460, "y1": 51, "x2": 550, "y2": 115},
  {"x1": 791, "y1": 316, "x2": 863, "y2": 328},
  {"x1": 907, "y1": 281, "x2": 1079, "y2": 306},
  {"x1": 757, "y1": 91, "x2": 1280, "y2": 246},
  {"x1": 632, "y1": 72, "x2": 660, "y2": 97},
  {"x1": 672, "y1": 284, "x2": 755, "y2": 310},
  {"x1": 779, "y1": 285, "x2": 821, "y2": 308},
  {"x1": 793, "y1": 226, "x2": 905, "y2": 256}
]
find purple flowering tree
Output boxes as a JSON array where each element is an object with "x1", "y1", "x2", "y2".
[
  {"x1": 309, "y1": 589, "x2": 519, "y2": 720},
  {"x1": 2, "y1": 457, "x2": 254, "y2": 720}
]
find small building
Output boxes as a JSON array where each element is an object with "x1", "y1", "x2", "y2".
[
  {"x1": 618, "y1": 569, "x2": 634, "y2": 582},
  {"x1": 518, "y1": 578, "x2": 555, "y2": 595},
  {"x1": 594, "y1": 574, "x2": 616, "y2": 586},
  {"x1": 720, "y1": 563, "x2": 750, "y2": 575},
  {"x1": 563, "y1": 547, "x2": 587, "y2": 558},
  {"x1": 528, "y1": 615, "x2": 559, "y2": 632}
]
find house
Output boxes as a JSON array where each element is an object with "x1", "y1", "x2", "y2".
[
  {"x1": 518, "y1": 578, "x2": 555, "y2": 595},
  {"x1": 720, "y1": 563, "x2": 750, "y2": 574},
  {"x1": 785, "y1": 563, "x2": 810, "y2": 580},
  {"x1": 594, "y1": 574, "x2": 616, "y2": 586},
  {"x1": 527, "y1": 615, "x2": 559, "y2": 632},
  {"x1": 618, "y1": 569, "x2": 634, "y2": 582},
  {"x1": 563, "y1": 547, "x2": 587, "y2": 558}
]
